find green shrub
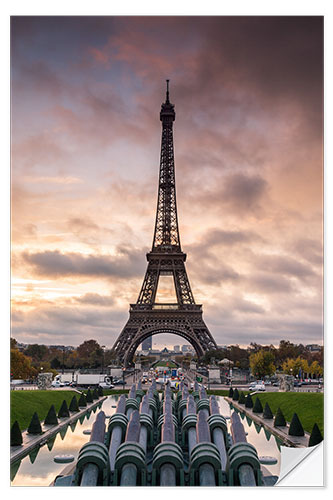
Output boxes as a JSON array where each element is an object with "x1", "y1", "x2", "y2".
[
  {"x1": 58, "y1": 399, "x2": 70, "y2": 418},
  {"x1": 228, "y1": 387, "x2": 234, "y2": 398},
  {"x1": 238, "y1": 392, "x2": 246, "y2": 404},
  {"x1": 11, "y1": 420, "x2": 23, "y2": 446},
  {"x1": 78, "y1": 393, "x2": 87, "y2": 407},
  {"x1": 253, "y1": 396, "x2": 263, "y2": 413},
  {"x1": 245, "y1": 394, "x2": 253, "y2": 408},
  {"x1": 44, "y1": 404, "x2": 58, "y2": 425},
  {"x1": 274, "y1": 407, "x2": 286, "y2": 427},
  {"x1": 86, "y1": 389, "x2": 93, "y2": 403},
  {"x1": 288, "y1": 413, "x2": 304, "y2": 436},
  {"x1": 263, "y1": 402, "x2": 273, "y2": 419},
  {"x1": 232, "y1": 388, "x2": 239, "y2": 401},
  {"x1": 69, "y1": 396, "x2": 79, "y2": 412},
  {"x1": 27, "y1": 412, "x2": 42, "y2": 434},
  {"x1": 308, "y1": 423, "x2": 323, "y2": 447}
]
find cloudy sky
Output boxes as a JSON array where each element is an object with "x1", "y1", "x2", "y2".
[{"x1": 11, "y1": 16, "x2": 323, "y2": 350}]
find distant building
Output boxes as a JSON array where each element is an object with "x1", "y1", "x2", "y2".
[
  {"x1": 181, "y1": 345, "x2": 190, "y2": 353},
  {"x1": 174, "y1": 345, "x2": 180, "y2": 352},
  {"x1": 306, "y1": 344, "x2": 322, "y2": 352},
  {"x1": 141, "y1": 336, "x2": 152, "y2": 351}
]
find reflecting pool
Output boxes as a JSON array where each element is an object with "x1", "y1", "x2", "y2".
[{"x1": 11, "y1": 394, "x2": 282, "y2": 486}]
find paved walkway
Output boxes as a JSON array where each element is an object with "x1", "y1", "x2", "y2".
[
  {"x1": 10, "y1": 396, "x2": 107, "y2": 464},
  {"x1": 225, "y1": 397, "x2": 310, "y2": 448}
]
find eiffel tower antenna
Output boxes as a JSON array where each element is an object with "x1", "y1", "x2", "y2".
[{"x1": 111, "y1": 82, "x2": 218, "y2": 366}]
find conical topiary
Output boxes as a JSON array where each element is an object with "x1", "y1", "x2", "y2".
[
  {"x1": 238, "y1": 391, "x2": 246, "y2": 404},
  {"x1": 11, "y1": 420, "x2": 23, "y2": 446},
  {"x1": 253, "y1": 396, "x2": 263, "y2": 413},
  {"x1": 98, "y1": 386, "x2": 103, "y2": 397},
  {"x1": 69, "y1": 395, "x2": 79, "y2": 412},
  {"x1": 27, "y1": 412, "x2": 42, "y2": 434},
  {"x1": 44, "y1": 404, "x2": 58, "y2": 425},
  {"x1": 263, "y1": 402, "x2": 273, "y2": 419},
  {"x1": 92, "y1": 388, "x2": 99, "y2": 400},
  {"x1": 232, "y1": 388, "x2": 239, "y2": 401},
  {"x1": 308, "y1": 423, "x2": 323, "y2": 447},
  {"x1": 274, "y1": 407, "x2": 286, "y2": 427},
  {"x1": 86, "y1": 389, "x2": 93, "y2": 403},
  {"x1": 228, "y1": 387, "x2": 234, "y2": 398},
  {"x1": 78, "y1": 393, "x2": 87, "y2": 407},
  {"x1": 58, "y1": 399, "x2": 70, "y2": 418},
  {"x1": 245, "y1": 394, "x2": 253, "y2": 408},
  {"x1": 288, "y1": 413, "x2": 304, "y2": 436}
]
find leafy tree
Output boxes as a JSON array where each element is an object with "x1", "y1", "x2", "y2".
[
  {"x1": 77, "y1": 339, "x2": 103, "y2": 367},
  {"x1": 10, "y1": 338, "x2": 18, "y2": 349},
  {"x1": 282, "y1": 357, "x2": 308, "y2": 377},
  {"x1": 24, "y1": 344, "x2": 49, "y2": 362},
  {"x1": 309, "y1": 360, "x2": 323, "y2": 377},
  {"x1": 10, "y1": 349, "x2": 37, "y2": 379},
  {"x1": 249, "y1": 350, "x2": 275, "y2": 379}
]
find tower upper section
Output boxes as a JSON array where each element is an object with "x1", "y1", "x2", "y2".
[{"x1": 152, "y1": 80, "x2": 181, "y2": 252}]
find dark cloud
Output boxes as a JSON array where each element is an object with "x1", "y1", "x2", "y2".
[
  {"x1": 73, "y1": 293, "x2": 115, "y2": 307},
  {"x1": 293, "y1": 238, "x2": 323, "y2": 266},
  {"x1": 221, "y1": 173, "x2": 268, "y2": 213},
  {"x1": 254, "y1": 254, "x2": 317, "y2": 281},
  {"x1": 249, "y1": 273, "x2": 295, "y2": 294},
  {"x1": 22, "y1": 247, "x2": 146, "y2": 279}
]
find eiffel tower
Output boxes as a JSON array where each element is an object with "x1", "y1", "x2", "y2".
[{"x1": 111, "y1": 81, "x2": 218, "y2": 365}]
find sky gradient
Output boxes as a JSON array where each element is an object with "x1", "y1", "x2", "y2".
[{"x1": 11, "y1": 16, "x2": 323, "y2": 349}]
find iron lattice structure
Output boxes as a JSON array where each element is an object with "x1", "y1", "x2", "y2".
[{"x1": 111, "y1": 81, "x2": 218, "y2": 365}]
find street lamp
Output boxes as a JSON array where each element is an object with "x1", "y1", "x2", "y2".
[
  {"x1": 101, "y1": 345, "x2": 105, "y2": 374},
  {"x1": 62, "y1": 347, "x2": 65, "y2": 374}
]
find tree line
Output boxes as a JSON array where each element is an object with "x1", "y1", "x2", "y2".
[
  {"x1": 10, "y1": 337, "x2": 323, "y2": 380},
  {"x1": 10, "y1": 338, "x2": 116, "y2": 380},
  {"x1": 201, "y1": 340, "x2": 323, "y2": 379}
]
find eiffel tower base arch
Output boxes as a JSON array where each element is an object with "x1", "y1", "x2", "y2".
[{"x1": 112, "y1": 305, "x2": 217, "y2": 366}]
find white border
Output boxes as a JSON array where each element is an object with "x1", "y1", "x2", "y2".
[{"x1": 2, "y1": 2, "x2": 331, "y2": 499}]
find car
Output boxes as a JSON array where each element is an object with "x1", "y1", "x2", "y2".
[
  {"x1": 51, "y1": 380, "x2": 65, "y2": 387},
  {"x1": 115, "y1": 380, "x2": 125, "y2": 385},
  {"x1": 249, "y1": 382, "x2": 265, "y2": 391},
  {"x1": 98, "y1": 382, "x2": 114, "y2": 389}
]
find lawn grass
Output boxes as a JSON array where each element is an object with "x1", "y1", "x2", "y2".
[
  {"x1": 206, "y1": 390, "x2": 323, "y2": 435},
  {"x1": 11, "y1": 388, "x2": 324, "y2": 437},
  {"x1": 231, "y1": 392, "x2": 324, "y2": 435},
  {"x1": 11, "y1": 390, "x2": 83, "y2": 431}
]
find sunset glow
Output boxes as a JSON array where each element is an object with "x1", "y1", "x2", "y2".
[{"x1": 11, "y1": 16, "x2": 323, "y2": 349}]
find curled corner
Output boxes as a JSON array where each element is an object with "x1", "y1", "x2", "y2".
[{"x1": 275, "y1": 441, "x2": 324, "y2": 487}]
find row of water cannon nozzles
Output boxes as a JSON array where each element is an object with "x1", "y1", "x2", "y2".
[{"x1": 54, "y1": 378, "x2": 266, "y2": 486}]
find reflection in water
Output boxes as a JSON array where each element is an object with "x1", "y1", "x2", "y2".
[
  {"x1": 29, "y1": 446, "x2": 40, "y2": 464},
  {"x1": 47, "y1": 435, "x2": 56, "y2": 452},
  {"x1": 70, "y1": 420, "x2": 78, "y2": 433},
  {"x1": 10, "y1": 460, "x2": 21, "y2": 481},
  {"x1": 246, "y1": 416, "x2": 253, "y2": 427},
  {"x1": 59, "y1": 425, "x2": 68, "y2": 441},
  {"x1": 254, "y1": 422, "x2": 262, "y2": 434},
  {"x1": 11, "y1": 394, "x2": 282, "y2": 486},
  {"x1": 274, "y1": 435, "x2": 282, "y2": 451},
  {"x1": 217, "y1": 397, "x2": 282, "y2": 478},
  {"x1": 11, "y1": 395, "x2": 120, "y2": 487},
  {"x1": 264, "y1": 428, "x2": 271, "y2": 442}
]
